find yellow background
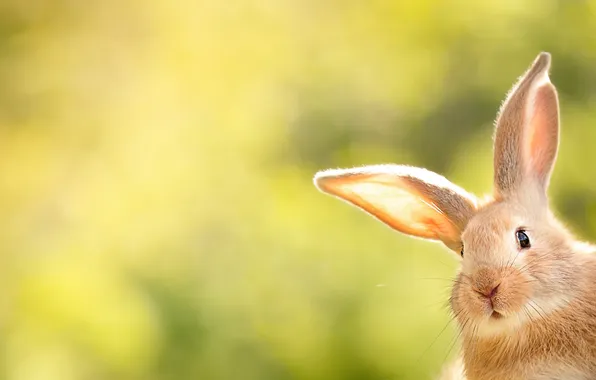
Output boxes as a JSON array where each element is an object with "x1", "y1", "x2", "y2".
[{"x1": 1, "y1": 1, "x2": 595, "y2": 379}]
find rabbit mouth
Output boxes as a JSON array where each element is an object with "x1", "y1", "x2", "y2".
[{"x1": 490, "y1": 310, "x2": 504, "y2": 319}]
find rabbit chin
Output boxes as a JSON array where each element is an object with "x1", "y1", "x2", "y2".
[
  {"x1": 472, "y1": 312, "x2": 525, "y2": 338},
  {"x1": 470, "y1": 295, "x2": 571, "y2": 338}
]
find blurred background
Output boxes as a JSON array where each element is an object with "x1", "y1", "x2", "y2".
[{"x1": 1, "y1": 0, "x2": 596, "y2": 379}]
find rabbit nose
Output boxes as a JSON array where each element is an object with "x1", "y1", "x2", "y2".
[
  {"x1": 472, "y1": 267, "x2": 501, "y2": 302},
  {"x1": 474, "y1": 283, "x2": 500, "y2": 308},
  {"x1": 479, "y1": 283, "x2": 500, "y2": 299}
]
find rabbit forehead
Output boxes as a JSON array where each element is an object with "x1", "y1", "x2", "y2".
[{"x1": 461, "y1": 201, "x2": 529, "y2": 266}]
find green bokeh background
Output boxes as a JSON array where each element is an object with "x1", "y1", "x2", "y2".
[{"x1": 1, "y1": 1, "x2": 596, "y2": 379}]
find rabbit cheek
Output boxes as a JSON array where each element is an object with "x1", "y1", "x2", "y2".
[{"x1": 450, "y1": 274, "x2": 474, "y2": 322}]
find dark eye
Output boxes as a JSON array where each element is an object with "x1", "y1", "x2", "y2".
[
  {"x1": 460, "y1": 245, "x2": 464, "y2": 257},
  {"x1": 516, "y1": 230, "x2": 531, "y2": 249}
]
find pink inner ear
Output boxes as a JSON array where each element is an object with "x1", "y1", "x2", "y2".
[
  {"x1": 527, "y1": 84, "x2": 559, "y2": 183},
  {"x1": 314, "y1": 166, "x2": 477, "y2": 251},
  {"x1": 318, "y1": 177, "x2": 458, "y2": 241},
  {"x1": 420, "y1": 216, "x2": 441, "y2": 238},
  {"x1": 340, "y1": 181, "x2": 441, "y2": 239}
]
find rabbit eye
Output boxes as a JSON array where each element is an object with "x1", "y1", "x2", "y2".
[
  {"x1": 460, "y1": 245, "x2": 464, "y2": 257},
  {"x1": 516, "y1": 230, "x2": 531, "y2": 249}
]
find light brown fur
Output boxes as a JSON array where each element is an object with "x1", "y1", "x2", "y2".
[{"x1": 313, "y1": 53, "x2": 596, "y2": 379}]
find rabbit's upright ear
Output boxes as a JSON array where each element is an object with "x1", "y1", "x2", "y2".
[
  {"x1": 314, "y1": 165, "x2": 477, "y2": 252},
  {"x1": 493, "y1": 52, "x2": 560, "y2": 201}
]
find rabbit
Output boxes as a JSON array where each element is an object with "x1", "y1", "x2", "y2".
[{"x1": 313, "y1": 52, "x2": 596, "y2": 380}]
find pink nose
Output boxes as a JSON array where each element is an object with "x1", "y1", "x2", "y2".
[
  {"x1": 476, "y1": 284, "x2": 500, "y2": 307},
  {"x1": 486, "y1": 283, "x2": 500, "y2": 299}
]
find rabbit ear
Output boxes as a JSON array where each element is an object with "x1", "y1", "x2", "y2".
[
  {"x1": 314, "y1": 165, "x2": 477, "y2": 252},
  {"x1": 493, "y1": 52, "x2": 560, "y2": 201}
]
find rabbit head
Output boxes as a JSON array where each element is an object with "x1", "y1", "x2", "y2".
[{"x1": 314, "y1": 52, "x2": 583, "y2": 340}]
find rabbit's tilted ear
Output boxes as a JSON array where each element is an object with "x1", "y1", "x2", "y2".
[
  {"x1": 314, "y1": 165, "x2": 477, "y2": 252},
  {"x1": 493, "y1": 52, "x2": 560, "y2": 201}
]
